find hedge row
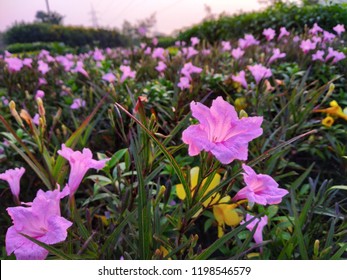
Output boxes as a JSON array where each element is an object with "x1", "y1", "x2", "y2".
[
  {"x1": 177, "y1": 3, "x2": 347, "y2": 43},
  {"x1": 4, "y1": 23, "x2": 125, "y2": 48}
]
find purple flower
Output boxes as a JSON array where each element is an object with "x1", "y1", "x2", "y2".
[
  {"x1": 181, "y1": 62, "x2": 202, "y2": 80},
  {"x1": 300, "y1": 39, "x2": 316, "y2": 54},
  {"x1": 22, "y1": 58, "x2": 32, "y2": 68},
  {"x1": 238, "y1": 34, "x2": 259, "y2": 49},
  {"x1": 38, "y1": 77, "x2": 47, "y2": 86},
  {"x1": 33, "y1": 113, "x2": 40, "y2": 125},
  {"x1": 155, "y1": 61, "x2": 167, "y2": 73},
  {"x1": 231, "y1": 70, "x2": 248, "y2": 89},
  {"x1": 6, "y1": 187, "x2": 72, "y2": 260},
  {"x1": 325, "y1": 47, "x2": 346, "y2": 64},
  {"x1": 312, "y1": 50, "x2": 325, "y2": 62},
  {"x1": 71, "y1": 61, "x2": 89, "y2": 78},
  {"x1": 152, "y1": 47, "x2": 166, "y2": 60},
  {"x1": 268, "y1": 48, "x2": 286, "y2": 64},
  {"x1": 138, "y1": 26, "x2": 147, "y2": 36},
  {"x1": 278, "y1": 27, "x2": 290, "y2": 40},
  {"x1": 263, "y1": 28, "x2": 275, "y2": 41},
  {"x1": 182, "y1": 47, "x2": 198, "y2": 59},
  {"x1": 38, "y1": 60, "x2": 50, "y2": 75},
  {"x1": 247, "y1": 64, "x2": 272, "y2": 85},
  {"x1": 144, "y1": 47, "x2": 152, "y2": 55},
  {"x1": 5, "y1": 57, "x2": 23, "y2": 72},
  {"x1": 182, "y1": 97, "x2": 263, "y2": 164},
  {"x1": 231, "y1": 47, "x2": 245, "y2": 60},
  {"x1": 120, "y1": 65, "x2": 136, "y2": 83},
  {"x1": 323, "y1": 31, "x2": 336, "y2": 43},
  {"x1": 35, "y1": 90, "x2": 45, "y2": 100},
  {"x1": 190, "y1": 37, "x2": 200, "y2": 46},
  {"x1": 177, "y1": 76, "x2": 190, "y2": 90},
  {"x1": 102, "y1": 72, "x2": 116, "y2": 83},
  {"x1": 309, "y1": 23, "x2": 323, "y2": 35},
  {"x1": 333, "y1": 24, "x2": 345, "y2": 36},
  {"x1": 0, "y1": 167, "x2": 25, "y2": 200},
  {"x1": 241, "y1": 214, "x2": 268, "y2": 246},
  {"x1": 57, "y1": 144, "x2": 109, "y2": 196},
  {"x1": 70, "y1": 98, "x2": 86, "y2": 110},
  {"x1": 152, "y1": 37, "x2": 158, "y2": 46},
  {"x1": 233, "y1": 164, "x2": 288, "y2": 206},
  {"x1": 221, "y1": 41, "x2": 231, "y2": 51},
  {"x1": 201, "y1": 49, "x2": 211, "y2": 56},
  {"x1": 93, "y1": 49, "x2": 105, "y2": 61}
]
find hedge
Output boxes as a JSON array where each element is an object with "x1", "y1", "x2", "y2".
[
  {"x1": 177, "y1": 3, "x2": 347, "y2": 43},
  {"x1": 4, "y1": 23, "x2": 125, "y2": 48}
]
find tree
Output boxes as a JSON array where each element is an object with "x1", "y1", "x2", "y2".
[{"x1": 35, "y1": 10, "x2": 64, "y2": 25}]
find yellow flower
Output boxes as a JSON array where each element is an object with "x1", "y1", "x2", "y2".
[
  {"x1": 314, "y1": 100, "x2": 347, "y2": 122},
  {"x1": 212, "y1": 196, "x2": 243, "y2": 237},
  {"x1": 322, "y1": 116, "x2": 334, "y2": 127},
  {"x1": 175, "y1": 167, "x2": 221, "y2": 207}
]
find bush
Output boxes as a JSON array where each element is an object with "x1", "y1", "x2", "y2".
[
  {"x1": 4, "y1": 23, "x2": 126, "y2": 48},
  {"x1": 4, "y1": 41, "x2": 75, "y2": 54},
  {"x1": 177, "y1": 3, "x2": 347, "y2": 42}
]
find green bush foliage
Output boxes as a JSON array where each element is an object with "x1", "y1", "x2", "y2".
[
  {"x1": 4, "y1": 23, "x2": 125, "y2": 48},
  {"x1": 178, "y1": 3, "x2": 347, "y2": 43},
  {"x1": 5, "y1": 42, "x2": 75, "y2": 54}
]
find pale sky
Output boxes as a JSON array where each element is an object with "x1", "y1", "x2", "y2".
[{"x1": 0, "y1": 0, "x2": 296, "y2": 35}]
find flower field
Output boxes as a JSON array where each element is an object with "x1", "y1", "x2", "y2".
[{"x1": 0, "y1": 23, "x2": 346, "y2": 260}]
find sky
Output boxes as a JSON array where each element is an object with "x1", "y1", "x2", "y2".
[{"x1": 0, "y1": 0, "x2": 296, "y2": 35}]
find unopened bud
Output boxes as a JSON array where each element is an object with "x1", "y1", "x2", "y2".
[
  {"x1": 239, "y1": 109, "x2": 248, "y2": 118},
  {"x1": 314, "y1": 239, "x2": 320, "y2": 256},
  {"x1": 20, "y1": 109, "x2": 32, "y2": 126},
  {"x1": 36, "y1": 98, "x2": 45, "y2": 117},
  {"x1": 9, "y1": 101, "x2": 24, "y2": 127}
]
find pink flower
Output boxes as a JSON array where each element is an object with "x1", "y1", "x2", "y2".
[
  {"x1": 70, "y1": 98, "x2": 86, "y2": 110},
  {"x1": 138, "y1": 26, "x2": 147, "y2": 36},
  {"x1": 182, "y1": 97, "x2": 263, "y2": 164},
  {"x1": 263, "y1": 28, "x2": 275, "y2": 41},
  {"x1": 182, "y1": 47, "x2": 198, "y2": 59},
  {"x1": 93, "y1": 49, "x2": 105, "y2": 61},
  {"x1": 5, "y1": 57, "x2": 23, "y2": 72},
  {"x1": 312, "y1": 50, "x2": 325, "y2": 62},
  {"x1": 309, "y1": 23, "x2": 323, "y2": 35},
  {"x1": 152, "y1": 37, "x2": 158, "y2": 46},
  {"x1": 278, "y1": 27, "x2": 290, "y2": 40},
  {"x1": 221, "y1": 41, "x2": 231, "y2": 51},
  {"x1": 238, "y1": 34, "x2": 259, "y2": 49},
  {"x1": 152, "y1": 47, "x2": 166, "y2": 60},
  {"x1": 300, "y1": 39, "x2": 316, "y2": 54},
  {"x1": 155, "y1": 61, "x2": 167, "y2": 73},
  {"x1": 233, "y1": 164, "x2": 288, "y2": 206},
  {"x1": 190, "y1": 37, "x2": 200, "y2": 46},
  {"x1": 33, "y1": 113, "x2": 40, "y2": 125},
  {"x1": 5, "y1": 187, "x2": 72, "y2": 260},
  {"x1": 247, "y1": 64, "x2": 272, "y2": 85},
  {"x1": 120, "y1": 65, "x2": 136, "y2": 83},
  {"x1": 71, "y1": 61, "x2": 89, "y2": 78},
  {"x1": 57, "y1": 144, "x2": 109, "y2": 196},
  {"x1": 102, "y1": 72, "x2": 116, "y2": 83},
  {"x1": 333, "y1": 24, "x2": 345, "y2": 36},
  {"x1": 144, "y1": 47, "x2": 152, "y2": 55},
  {"x1": 22, "y1": 58, "x2": 32, "y2": 68},
  {"x1": 323, "y1": 31, "x2": 336, "y2": 43},
  {"x1": 178, "y1": 76, "x2": 191, "y2": 90},
  {"x1": 35, "y1": 90, "x2": 45, "y2": 100},
  {"x1": 241, "y1": 214, "x2": 268, "y2": 246},
  {"x1": 38, "y1": 77, "x2": 47, "y2": 86},
  {"x1": 231, "y1": 70, "x2": 248, "y2": 89},
  {"x1": 38, "y1": 60, "x2": 50, "y2": 75},
  {"x1": 325, "y1": 47, "x2": 346, "y2": 64},
  {"x1": 0, "y1": 167, "x2": 25, "y2": 200},
  {"x1": 268, "y1": 48, "x2": 286, "y2": 64},
  {"x1": 201, "y1": 49, "x2": 211, "y2": 56},
  {"x1": 181, "y1": 62, "x2": 202, "y2": 80},
  {"x1": 231, "y1": 47, "x2": 245, "y2": 60}
]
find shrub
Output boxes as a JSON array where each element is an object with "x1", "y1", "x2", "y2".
[
  {"x1": 4, "y1": 42, "x2": 75, "y2": 54},
  {"x1": 177, "y1": 3, "x2": 347, "y2": 43},
  {"x1": 4, "y1": 23, "x2": 126, "y2": 48}
]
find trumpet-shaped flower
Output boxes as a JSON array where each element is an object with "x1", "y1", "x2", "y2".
[
  {"x1": 268, "y1": 48, "x2": 286, "y2": 64},
  {"x1": 263, "y1": 28, "x2": 275, "y2": 41},
  {"x1": 70, "y1": 98, "x2": 86, "y2": 110},
  {"x1": 102, "y1": 72, "x2": 116, "y2": 83},
  {"x1": 309, "y1": 23, "x2": 323, "y2": 35},
  {"x1": 175, "y1": 166, "x2": 221, "y2": 207},
  {"x1": 247, "y1": 64, "x2": 272, "y2": 85},
  {"x1": 278, "y1": 27, "x2": 290, "y2": 40},
  {"x1": 221, "y1": 41, "x2": 232, "y2": 51},
  {"x1": 333, "y1": 24, "x2": 345, "y2": 36},
  {"x1": 152, "y1": 47, "x2": 166, "y2": 60},
  {"x1": 155, "y1": 61, "x2": 167, "y2": 73},
  {"x1": 241, "y1": 214, "x2": 268, "y2": 245},
  {"x1": 57, "y1": 144, "x2": 109, "y2": 196},
  {"x1": 182, "y1": 47, "x2": 199, "y2": 59},
  {"x1": 182, "y1": 97, "x2": 263, "y2": 164},
  {"x1": 238, "y1": 34, "x2": 259, "y2": 49},
  {"x1": 120, "y1": 65, "x2": 136, "y2": 83},
  {"x1": 231, "y1": 47, "x2": 245, "y2": 60},
  {"x1": 6, "y1": 187, "x2": 72, "y2": 260},
  {"x1": 312, "y1": 50, "x2": 325, "y2": 62},
  {"x1": 300, "y1": 39, "x2": 316, "y2": 54},
  {"x1": 38, "y1": 60, "x2": 50, "y2": 75},
  {"x1": 232, "y1": 70, "x2": 248, "y2": 89},
  {"x1": 0, "y1": 167, "x2": 25, "y2": 200},
  {"x1": 181, "y1": 62, "x2": 202, "y2": 80},
  {"x1": 233, "y1": 164, "x2": 288, "y2": 206},
  {"x1": 213, "y1": 196, "x2": 243, "y2": 237},
  {"x1": 177, "y1": 76, "x2": 191, "y2": 90},
  {"x1": 190, "y1": 37, "x2": 200, "y2": 46},
  {"x1": 5, "y1": 57, "x2": 23, "y2": 72}
]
